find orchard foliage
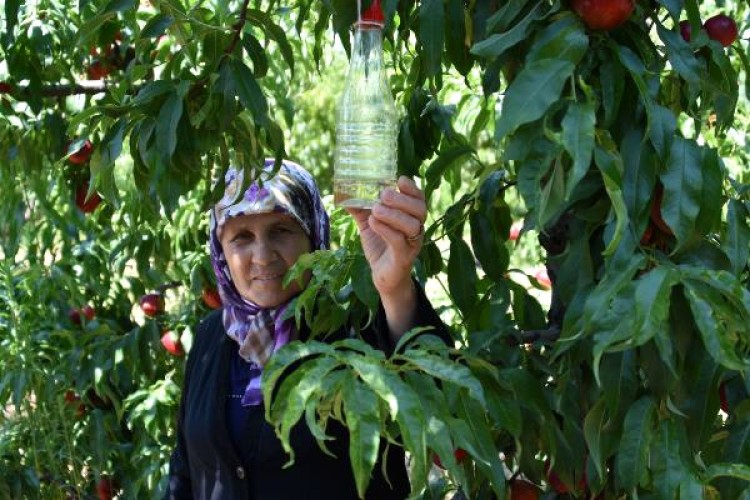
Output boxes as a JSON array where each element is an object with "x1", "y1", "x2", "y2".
[{"x1": 1, "y1": 0, "x2": 750, "y2": 498}]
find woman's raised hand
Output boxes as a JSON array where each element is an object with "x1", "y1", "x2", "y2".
[{"x1": 346, "y1": 176, "x2": 426, "y2": 300}]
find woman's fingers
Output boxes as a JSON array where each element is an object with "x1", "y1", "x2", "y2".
[
  {"x1": 345, "y1": 207, "x2": 371, "y2": 231},
  {"x1": 371, "y1": 202, "x2": 423, "y2": 243},
  {"x1": 371, "y1": 176, "x2": 426, "y2": 239},
  {"x1": 379, "y1": 177, "x2": 426, "y2": 222}
]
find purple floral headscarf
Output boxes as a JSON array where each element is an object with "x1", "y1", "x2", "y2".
[{"x1": 209, "y1": 159, "x2": 330, "y2": 405}]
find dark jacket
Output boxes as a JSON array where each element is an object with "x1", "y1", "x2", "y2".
[{"x1": 166, "y1": 284, "x2": 449, "y2": 499}]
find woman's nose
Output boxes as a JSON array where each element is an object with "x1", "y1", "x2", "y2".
[{"x1": 251, "y1": 238, "x2": 277, "y2": 265}]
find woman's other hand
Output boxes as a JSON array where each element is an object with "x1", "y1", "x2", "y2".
[{"x1": 346, "y1": 176, "x2": 426, "y2": 338}]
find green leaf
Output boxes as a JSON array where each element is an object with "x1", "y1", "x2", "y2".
[
  {"x1": 419, "y1": 0, "x2": 445, "y2": 78},
  {"x1": 661, "y1": 137, "x2": 703, "y2": 250},
  {"x1": 583, "y1": 397, "x2": 608, "y2": 480},
  {"x1": 448, "y1": 238, "x2": 478, "y2": 317},
  {"x1": 77, "y1": 14, "x2": 117, "y2": 47},
  {"x1": 693, "y1": 147, "x2": 723, "y2": 238},
  {"x1": 594, "y1": 144, "x2": 629, "y2": 256},
  {"x1": 141, "y1": 14, "x2": 174, "y2": 39},
  {"x1": 261, "y1": 16, "x2": 296, "y2": 78},
  {"x1": 470, "y1": 1, "x2": 543, "y2": 59},
  {"x1": 346, "y1": 355, "x2": 428, "y2": 491},
  {"x1": 90, "y1": 118, "x2": 127, "y2": 206},
  {"x1": 496, "y1": 58, "x2": 576, "y2": 140},
  {"x1": 503, "y1": 368, "x2": 553, "y2": 425},
  {"x1": 633, "y1": 266, "x2": 678, "y2": 345},
  {"x1": 456, "y1": 390, "x2": 507, "y2": 498},
  {"x1": 343, "y1": 378, "x2": 381, "y2": 498},
  {"x1": 351, "y1": 253, "x2": 378, "y2": 310},
  {"x1": 156, "y1": 91, "x2": 183, "y2": 164},
  {"x1": 3, "y1": 0, "x2": 20, "y2": 44},
  {"x1": 484, "y1": 0, "x2": 532, "y2": 33},
  {"x1": 467, "y1": 358, "x2": 522, "y2": 437},
  {"x1": 98, "y1": 118, "x2": 127, "y2": 168},
  {"x1": 275, "y1": 357, "x2": 343, "y2": 460},
  {"x1": 525, "y1": 12, "x2": 587, "y2": 63},
  {"x1": 621, "y1": 128, "x2": 657, "y2": 226},
  {"x1": 400, "y1": 350, "x2": 485, "y2": 405},
  {"x1": 724, "y1": 200, "x2": 750, "y2": 277},
  {"x1": 229, "y1": 58, "x2": 269, "y2": 126},
  {"x1": 404, "y1": 372, "x2": 467, "y2": 486},
  {"x1": 680, "y1": 345, "x2": 720, "y2": 449},
  {"x1": 705, "y1": 464, "x2": 750, "y2": 483},
  {"x1": 657, "y1": 23, "x2": 701, "y2": 86},
  {"x1": 599, "y1": 351, "x2": 637, "y2": 421},
  {"x1": 651, "y1": 419, "x2": 693, "y2": 500},
  {"x1": 647, "y1": 104, "x2": 677, "y2": 161},
  {"x1": 717, "y1": 419, "x2": 750, "y2": 497},
  {"x1": 469, "y1": 209, "x2": 508, "y2": 282},
  {"x1": 132, "y1": 80, "x2": 173, "y2": 107},
  {"x1": 537, "y1": 156, "x2": 566, "y2": 229},
  {"x1": 262, "y1": 341, "x2": 337, "y2": 408},
  {"x1": 683, "y1": 280, "x2": 750, "y2": 371},
  {"x1": 581, "y1": 255, "x2": 644, "y2": 336},
  {"x1": 561, "y1": 100, "x2": 596, "y2": 200},
  {"x1": 444, "y1": 0, "x2": 471, "y2": 75},
  {"x1": 613, "y1": 44, "x2": 678, "y2": 158},
  {"x1": 615, "y1": 396, "x2": 655, "y2": 491},
  {"x1": 424, "y1": 144, "x2": 474, "y2": 200},
  {"x1": 103, "y1": 0, "x2": 135, "y2": 14},
  {"x1": 242, "y1": 34, "x2": 269, "y2": 78}
]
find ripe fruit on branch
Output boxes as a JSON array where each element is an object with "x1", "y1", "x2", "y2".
[
  {"x1": 704, "y1": 14, "x2": 738, "y2": 47},
  {"x1": 64, "y1": 390, "x2": 87, "y2": 418},
  {"x1": 509, "y1": 221, "x2": 523, "y2": 242},
  {"x1": 75, "y1": 182, "x2": 102, "y2": 213},
  {"x1": 640, "y1": 223, "x2": 655, "y2": 246},
  {"x1": 161, "y1": 330, "x2": 184, "y2": 356},
  {"x1": 432, "y1": 448, "x2": 468, "y2": 469},
  {"x1": 201, "y1": 288, "x2": 222, "y2": 309},
  {"x1": 140, "y1": 293, "x2": 165, "y2": 317},
  {"x1": 571, "y1": 0, "x2": 634, "y2": 31},
  {"x1": 69, "y1": 305, "x2": 95, "y2": 325},
  {"x1": 510, "y1": 479, "x2": 540, "y2": 499},
  {"x1": 719, "y1": 382, "x2": 729, "y2": 413},
  {"x1": 67, "y1": 139, "x2": 93, "y2": 165},
  {"x1": 0, "y1": 82, "x2": 12, "y2": 93},
  {"x1": 96, "y1": 475, "x2": 115, "y2": 500},
  {"x1": 533, "y1": 269, "x2": 552, "y2": 290},
  {"x1": 545, "y1": 459, "x2": 586, "y2": 494},
  {"x1": 87, "y1": 60, "x2": 110, "y2": 80},
  {"x1": 679, "y1": 20, "x2": 692, "y2": 42}
]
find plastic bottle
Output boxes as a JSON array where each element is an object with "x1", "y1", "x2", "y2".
[{"x1": 333, "y1": 0, "x2": 398, "y2": 208}]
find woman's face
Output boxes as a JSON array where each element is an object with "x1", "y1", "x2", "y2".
[{"x1": 220, "y1": 212, "x2": 312, "y2": 308}]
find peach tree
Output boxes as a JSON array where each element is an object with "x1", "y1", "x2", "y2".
[{"x1": 0, "y1": 0, "x2": 749, "y2": 498}]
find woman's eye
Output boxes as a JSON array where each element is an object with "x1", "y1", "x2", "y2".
[{"x1": 232, "y1": 232, "x2": 252, "y2": 242}]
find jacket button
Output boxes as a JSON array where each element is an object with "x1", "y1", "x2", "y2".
[{"x1": 236, "y1": 466, "x2": 245, "y2": 479}]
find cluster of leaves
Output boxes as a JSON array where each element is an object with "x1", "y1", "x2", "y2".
[
  {"x1": 267, "y1": 0, "x2": 750, "y2": 498},
  {"x1": 1, "y1": 0, "x2": 750, "y2": 498}
]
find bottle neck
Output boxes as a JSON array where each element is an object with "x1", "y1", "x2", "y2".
[{"x1": 352, "y1": 24, "x2": 384, "y2": 63}]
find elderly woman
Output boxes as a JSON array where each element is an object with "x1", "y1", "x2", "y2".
[{"x1": 166, "y1": 160, "x2": 448, "y2": 499}]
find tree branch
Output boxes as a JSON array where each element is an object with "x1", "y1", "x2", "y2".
[
  {"x1": 10, "y1": 81, "x2": 111, "y2": 98},
  {"x1": 507, "y1": 327, "x2": 561, "y2": 346},
  {"x1": 224, "y1": 0, "x2": 253, "y2": 56}
]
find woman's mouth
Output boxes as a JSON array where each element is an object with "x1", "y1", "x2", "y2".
[{"x1": 253, "y1": 274, "x2": 283, "y2": 282}]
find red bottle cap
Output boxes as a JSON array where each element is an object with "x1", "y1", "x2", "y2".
[{"x1": 360, "y1": 0, "x2": 385, "y2": 26}]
